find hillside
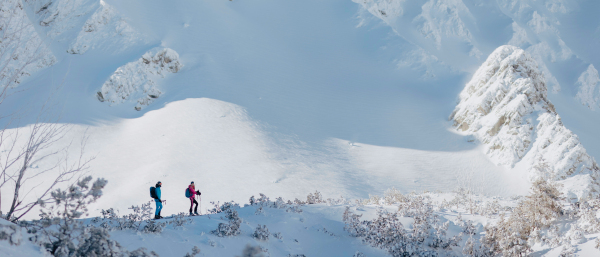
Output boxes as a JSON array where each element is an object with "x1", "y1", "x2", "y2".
[{"x1": 2, "y1": 0, "x2": 600, "y2": 256}]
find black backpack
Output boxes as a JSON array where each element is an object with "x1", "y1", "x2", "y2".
[{"x1": 150, "y1": 187, "x2": 157, "y2": 199}]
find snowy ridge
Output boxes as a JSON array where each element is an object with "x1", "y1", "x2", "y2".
[
  {"x1": 451, "y1": 45, "x2": 600, "y2": 200},
  {"x1": 0, "y1": 0, "x2": 55, "y2": 87},
  {"x1": 67, "y1": 0, "x2": 144, "y2": 54},
  {"x1": 576, "y1": 64, "x2": 600, "y2": 110},
  {"x1": 97, "y1": 48, "x2": 182, "y2": 110}
]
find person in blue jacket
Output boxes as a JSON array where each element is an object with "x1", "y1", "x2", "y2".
[{"x1": 154, "y1": 181, "x2": 164, "y2": 219}]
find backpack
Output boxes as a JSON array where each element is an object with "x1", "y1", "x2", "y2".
[
  {"x1": 185, "y1": 188, "x2": 192, "y2": 198},
  {"x1": 150, "y1": 187, "x2": 157, "y2": 199}
]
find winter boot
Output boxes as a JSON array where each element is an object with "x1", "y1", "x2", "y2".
[
  {"x1": 154, "y1": 215, "x2": 160, "y2": 219},
  {"x1": 189, "y1": 212, "x2": 194, "y2": 216},
  {"x1": 194, "y1": 211, "x2": 199, "y2": 216}
]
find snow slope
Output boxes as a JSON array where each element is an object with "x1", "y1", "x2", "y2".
[{"x1": 0, "y1": 0, "x2": 599, "y2": 229}]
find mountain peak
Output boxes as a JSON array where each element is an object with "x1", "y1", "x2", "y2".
[{"x1": 451, "y1": 45, "x2": 599, "y2": 200}]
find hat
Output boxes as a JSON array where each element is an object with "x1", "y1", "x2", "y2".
[{"x1": 191, "y1": 181, "x2": 194, "y2": 184}]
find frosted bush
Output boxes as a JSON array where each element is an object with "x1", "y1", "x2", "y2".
[
  {"x1": 343, "y1": 207, "x2": 366, "y2": 237},
  {"x1": 362, "y1": 194, "x2": 381, "y2": 205},
  {"x1": 184, "y1": 246, "x2": 201, "y2": 257},
  {"x1": 286, "y1": 205, "x2": 302, "y2": 213},
  {"x1": 306, "y1": 191, "x2": 323, "y2": 204},
  {"x1": 0, "y1": 222, "x2": 22, "y2": 246},
  {"x1": 383, "y1": 187, "x2": 406, "y2": 205},
  {"x1": 353, "y1": 252, "x2": 365, "y2": 257},
  {"x1": 252, "y1": 224, "x2": 269, "y2": 241},
  {"x1": 327, "y1": 196, "x2": 349, "y2": 206},
  {"x1": 255, "y1": 206, "x2": 265, "y2": 215},
  {"x1": 75, "y1": 227, "x2": 126, "y2": 257},
  {"x1": 239, "y1": 244, "x2": 265, "y2": 257},
  {"x1": 344, "y1": 194, "x2": 461, "y2": 256},
  {"x1": 274, "y1": 197, "x2": 286, "y2": 209},
  {"x1": 482, "y1": 179, "x2": 564, "y2": 256},
  {"x1": 169, "y1": 212, "x2": 192, "y2": 228},
  {"x1": 212, "y1": 202, "x2": 242, "y2": 237},
  {"x1": 142, "y1": 220, "x2": 166, "y2": 234}
]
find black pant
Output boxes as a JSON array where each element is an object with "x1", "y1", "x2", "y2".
[{"x1": 189, "y1": 198, "x2": 198, "y2": 213}]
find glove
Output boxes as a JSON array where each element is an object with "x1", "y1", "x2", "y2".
[{"x1": 196, "y1": 190, "x2": 201, "y2": 195}]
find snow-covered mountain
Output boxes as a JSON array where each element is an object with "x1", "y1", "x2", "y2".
[
  {"x1": 451, "y1": 45, "x2": 600, "y2": 200},
  {"x1": 2, "y1": 0, "x2": 599, "y2": 220},
  {"x1": 2, "y1": 0, "x2": 600, "y2": 255}
]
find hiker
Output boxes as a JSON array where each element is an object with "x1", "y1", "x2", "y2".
[
  {"x1": 187, "y1": 181, "x2": 201, "y2": 215},
  {"x1": 151, "y1": 181, "x2": 165, "y2": 219}
]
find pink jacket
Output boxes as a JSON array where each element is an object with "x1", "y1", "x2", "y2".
[{"x1": 188, "y1": 185, "x2": 197, "y2": 199}]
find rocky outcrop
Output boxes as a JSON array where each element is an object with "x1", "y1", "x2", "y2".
[
  {"x1": 0, "y1": 0, "x2": 56, "y2": 88},
  {"x1": 97, "y1": 48, "x2": 183, "y2": 110},
  {"x1": 451, "y1": 45, "x2": 600, "y2": 200}
]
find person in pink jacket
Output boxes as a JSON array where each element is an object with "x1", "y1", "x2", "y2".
[{"x1": 188, "y1": 181, "x2": 201, "y2": 215}]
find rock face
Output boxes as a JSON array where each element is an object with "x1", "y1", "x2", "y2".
[
  {"x1": 97, "y1": 48, "x2": 183, "y2": 110},
  {"x1": 450, "y1": 45, "x2": 600, "y2": 200},
  {"x1": 0, "y1": 0, "x2": 56, "y2": 88}
]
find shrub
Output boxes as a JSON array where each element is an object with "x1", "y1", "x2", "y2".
[
  {"x1": 253, "y1": 224, "x2": 269, "y2": 241},
  {"x1": 212, "y1": 202, "x2": 242, "y2": 237}
]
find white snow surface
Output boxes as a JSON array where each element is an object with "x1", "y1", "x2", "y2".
[
  {"x1": 0, "y1": 1, "x2": 600, "y2": 255},
  {"x1": 0, "y1": 218, "x2": 46, "y2": 256},
  {"x1": 98, "y1": 48, "x2": 182, "y2": 110},
  {"x1": 451, "y1": 45, "x2": 600, "y2": 200}
]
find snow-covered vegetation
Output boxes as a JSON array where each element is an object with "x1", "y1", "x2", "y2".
[{"x1": 5, "y1": 183, "x2": 600, "y2": 256}]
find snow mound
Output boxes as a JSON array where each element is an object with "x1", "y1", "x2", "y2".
[
  {"x1": 576, "y1": 64, "x2": 600, "y2": 110},
  {"x1": 0, "y1": 0, "x2": 56, "y2": 87},
  {"x1": 451, "y1": 45, "x2": 600, "y2": 200},
  {"x1": 97, "y1": 48, "x2": 183, "y2": 110},
  {"x1": 67, "y1": 0, "x2": 144, "y2": 54}
]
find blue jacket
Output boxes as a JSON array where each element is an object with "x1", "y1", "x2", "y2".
[{"x1": 156, "y1": 186, "x2": 161, "y2": 200}]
